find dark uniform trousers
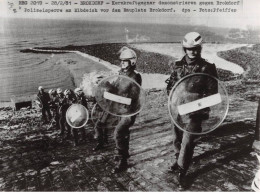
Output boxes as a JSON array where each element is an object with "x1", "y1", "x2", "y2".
[
  {"x1": 38, "y1": 91, "x2": 52, "y2": 122},
  {"x1": 171, "y1": 118, "x2": 202, "y2": 170},
  {"x1": 56, "y1": 94, "x2": 70, "y2": 136},
  {"x1": 49, "y1": 96, "x2": 59, "y2": 129},
  {"x1": 114, "y1": 115, "x2": 136, "y2": 159},
  {"x1": 72, "y1": 127, "x2": 86, "y2": 145},
  {"x1": 53, "y1": 107, "x2": 60, "y2": 129},
  {"x1": 72, "y1": 95, "x2": 88, "y2": 145},
  {"x1": 114, "y1": 71, "x2": 142, "y2": 160},
  {"x1": 59, "y1": 111, "x2": 71, "y2": 136},
  {"x1": 95, "y1": 111, "x2": 110, "y2": 144},
  {"x1": 256, "y1": 99, "x2": 260, "y2": 141},
  {"x1": 42, "y1": 106, "x2": 52, "y2": 122},
  {"x1": 167, "y1": 55, "x2": 218, "y2": 171},
  {"x1": 95, "y1": 70, "x2": 142, "y2": 160}
]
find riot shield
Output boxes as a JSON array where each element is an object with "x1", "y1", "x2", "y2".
[
  {"x1": 91, "y1": 103, "x2": 120, "y2": 128},
  {"x1": 95, "y1": 75, "x2": 146, "y2": 117},
  {"x1": 168, "y1": 73, "x2": 229, "y2": 135},
  {"x1": 66, "y1": 104, "x2": 89, "y2": 128}
]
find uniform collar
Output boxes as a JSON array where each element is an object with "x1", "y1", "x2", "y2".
[
  {"x1": 119, "y1": 69, "x2": 134, "y2": 77},
  {"x1": 183, "y1": 55, "x2": 202, "y2": 65}
]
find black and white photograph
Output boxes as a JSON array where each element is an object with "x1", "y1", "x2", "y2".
[{"x1": 0, "y1": 0, "x2": 260, "y2": 192}]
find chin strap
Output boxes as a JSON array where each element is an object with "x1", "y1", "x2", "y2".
[{"x1": 120, "y1": 65, "x2": 136, "y2": 76}]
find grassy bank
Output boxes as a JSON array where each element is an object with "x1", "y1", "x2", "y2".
[
  {"x1": 28, "y1": 43, "x2": 235, "y2": 80},
  {"x1": 218, "y1": 44, "x2": 260, "y2": 80}
]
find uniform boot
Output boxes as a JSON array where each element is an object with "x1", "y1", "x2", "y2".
[
  {"x1": 93, "y1": 126, "x2": 104, "y2": 151},
  {"x1": 168, "y1": 163, "x2": 178, "y2": 173},
  {"x1": 59, "y1": 118, "x2": 65, "y2": 136},
  {"x1": 65, "y1": 125, "x2": 72, "y2": 139},
  {"x1": 112, "y1": 158, "x2": 128, "y2": 173},
  {"x1": 74, "y1": 139, "x2": 79, "y2": 147},
  {"x1": 177, "y1": 165, "x2": 187, "y2": 189},
  {"x1": 42, "y1": 109, "x2": 48, "y2": 124},
  {"x1": 81, "y1": 128, "x2": 87, "y2": 143},
  {"x1": 72, "y1": 129, "x2": 79, "y2": 146},
  {"x1": 114, "y1": 156, "x2": 120, "y2": 162},
  {"x1": 168, "y1": 153, "x2": 180, "y2": 173},
  {"x1": 93, "y1": 135, "x2": 104, "y2": 151},
  {"x1": 103, "y1": 131, "x2": 108, "y2": 144},
  {"x1": 65, "y1": 131, "x2": 72, "y2": 139},
  {"x1": 55, "y1": 115, "x2": 60, "y2": 130}
]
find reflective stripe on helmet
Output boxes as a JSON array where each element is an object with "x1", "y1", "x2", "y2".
[{"x1": 183, "y1": 32, "x2": 203, "y2": 48}]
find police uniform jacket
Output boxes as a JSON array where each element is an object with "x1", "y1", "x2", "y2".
[
  {"x1": 166, "y1": 55, "x2": 218, "y2": 119},
  {"x1": 118, "y1": 70, "x2": 142, "y2": 112},
  {"x1": 76, "y1": 93, "x2": 88, "y2": 109},
  {"x1": 37, "y1": 91, "x2": 51, "y2": 108},
  {"x1": 49, "y1": 94, "x2": 59, "y2": 109},
  {"x1": 166, "y1": 55, "x2": 218, "y2": 96}
]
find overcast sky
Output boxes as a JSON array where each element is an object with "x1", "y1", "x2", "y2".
[{"x1": 0, "y1": 0, "x2": 259, "y2": 29}]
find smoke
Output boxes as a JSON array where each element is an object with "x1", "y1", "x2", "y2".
[
  {"x1": 127, "y1": 34, "x2": 151, "y2": 43},
  {"x1": 125, "y1": 28, "x2": 150, "y2": 43},
  {"x1": 79, "y1": 71, "x2": 115, "y2": 98}
]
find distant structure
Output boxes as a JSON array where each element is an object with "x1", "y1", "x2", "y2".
[
  {"x1": 125, "y1": 27, "x2": 150, "y2": 43},
  {"x1": 226, "y1": 28, "x2": 250, "y2": 39},
  {"x1": 125, "y1": 28, "x2": 130, "y2": 43}
]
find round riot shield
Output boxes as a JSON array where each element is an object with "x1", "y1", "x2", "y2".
[
  {"x1": 91, "y1": 103, "x2": 120, "y2": 128},
  {"x1": 168, "y1": 73, "x2": 229, "y2": 135},
  {"x1": 66, "y1": 104, "x2": 89, "y2": 128},
  {"x1": 35, "y1": 97, "x2": 43, "y2": 109},
  {"x1": 95, "y1": 75, "x2": 146, "y2": 117}
]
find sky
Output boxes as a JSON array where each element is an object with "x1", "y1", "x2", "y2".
[{"x1": 0, "y1": 0, "x2": 260, "y2": 29}]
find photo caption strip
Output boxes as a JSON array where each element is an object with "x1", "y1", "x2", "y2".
[{"x1": 4, "y1": 0, "x2": 243, "y2": 16}]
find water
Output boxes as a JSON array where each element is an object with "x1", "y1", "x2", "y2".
[
  {"x1": 0, "y1": 18, "x2": 136, "y2": 101},
  {"x1": 0, "y1": 18, "x2": 231, "y2": 102}
]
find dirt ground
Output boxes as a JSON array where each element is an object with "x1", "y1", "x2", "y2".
[{"x1": 0, "y1": 89, "x2": 258, "y2": 191}]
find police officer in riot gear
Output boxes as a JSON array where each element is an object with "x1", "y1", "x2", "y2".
[
  {"x1": 71, "y1": 88, "x2": 88, "y2": 146},
  {"x1": 37, "y1": 86, "x2": 52, "y2": 124},
  {"x1": 113, "y1": 47, "x2": 142, "y2": 173},
  {"x1": 74, "y1": 88, "x2": 89, "y2": 109},
  {"x1": 63, "y1": 89, "x2": 79, "y2": 145},
  {"x1": 93, "y1": 47, "x2": 142, "y2": 173},
  {"x1": 92, "y1": 74, "x2": 110, "y2": 151},
  {"x1": 48, "y1": 89, "x2": 60, "y2": 129},
  {"x1": 166, "y1": 32, "x2": 218, "y2": 187},
  {"x1": 57, "y1": 88, "x2": 71, "y2": 138}
]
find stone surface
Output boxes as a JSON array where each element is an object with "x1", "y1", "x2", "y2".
[{"x1": 0, "y1": 92, "x2": 258, "y2": 191}]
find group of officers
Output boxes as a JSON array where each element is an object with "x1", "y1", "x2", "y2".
[
  {"x1": 37, "y1": 86, "x2": 88, "y2": 146},
  {"x1": 35, "y1": 32, "x2": 258, "y2": 189},
  {"x1": 36, "y1": 45, "x2": 143, "y2": 175}
]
